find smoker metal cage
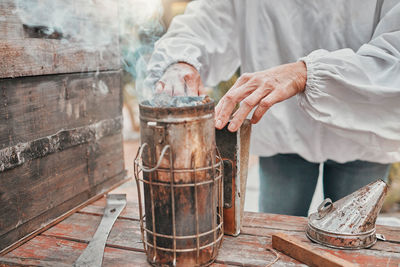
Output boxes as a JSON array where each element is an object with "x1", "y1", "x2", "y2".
[{"x1": 134, "y1": 143, "x2": 224, "y2": 267}]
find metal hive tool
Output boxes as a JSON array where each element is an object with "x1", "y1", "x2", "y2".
[{"x1": 306, "y1": 179, "x2": 388, "y2": 249}]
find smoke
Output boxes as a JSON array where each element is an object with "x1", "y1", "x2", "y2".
[
  {"x1": 145, "y1": 95, "x2": 211, "y2": 108},
  {"x1": 15, "y1": 0, "x2": 119, "y2": 47},
  {"x1": 118, "y1": 0, "x2": 164, "y2": 101},
  {"x1": 15, "y1": 0, "x2": 164, "y2": 100}
]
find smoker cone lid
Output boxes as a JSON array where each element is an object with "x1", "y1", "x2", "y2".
[{"x1": 306, "y1": 179, "x2": 388, "y2": 249}]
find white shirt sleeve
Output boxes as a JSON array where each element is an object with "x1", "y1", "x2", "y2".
[
  {"x1": 298, "y1": 3, "x2": 400, "y2": 151},
  {"x1": 146, "y1": 0, "x2": 240, "y2": 88}
]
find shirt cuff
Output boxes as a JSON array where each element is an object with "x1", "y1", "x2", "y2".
[{"x1": 296, "y1": 49, "x2": 329, "y2": 109}]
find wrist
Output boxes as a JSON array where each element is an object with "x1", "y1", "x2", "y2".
[
  {"x1": 293, "y1": 61, "x2": 307, "y2": 93},
  {"x1": 176, "y1": 62, "x2": 199, "y2": 73}
]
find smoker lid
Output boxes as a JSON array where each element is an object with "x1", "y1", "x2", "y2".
[
  {"x1": 139, "y1": 96, "x2": 214, "y2": 122},
  {"x1": 140, "y1": 95, "x2": 213, "y2": 108},
  {"x1": 306, "y1": 179, "x2": 388, "y2": 249}
]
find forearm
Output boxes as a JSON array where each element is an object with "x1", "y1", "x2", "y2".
[
  {"x1": 298, "y1": 3, "x2": 400, "y2": 147},
  {"x1": 146, "y1": 0, "x2": 239, "y2": 88}
]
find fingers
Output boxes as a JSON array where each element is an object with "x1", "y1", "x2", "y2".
[
  {"x1": 228, "y1": 87, "x2": 272, "y2": 132},
  {"x1": 251, "y1": 91, "x2": 282, "y2": 124},
  {"x1": 172, "y1": 77, "x2": 186, "y2": 95},
  {"x1": 230, "y1": 73, "x2": 251, "y2": 92},
  {"x1": 156, "y1": 63, "x2": 203, "y2": 96},
  {"x1": 215, "y1": 94, "x2": 237, "y2": 129},
  {"x1": 227, "y1": 101, "x2": 252, "y2": 132},
  {"x1": 215, "y1": 99, "x2": 224, "y2": 119},
  {"x1": 215, "y1": 63, "x2": 306, "y2": 127},
  {"x1": 155, "y1": 81, "x2": 165, "y2": 94},
  {"x1": 184, "y1": 75, "x2": 202, "y2": 96},
  {"x1": 215, "y1": 74, "x2": 258, "y2": 130},
  {"x1": 163, "y1": 82, "x2": 173, "y2": 95},
  {"x1": 158, "y1": 76, "x2": 186, "y2": 96}
]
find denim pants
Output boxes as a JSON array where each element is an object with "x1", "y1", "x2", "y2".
[{"x1": 258, "y1": 154, "x2": 391, "y2": 217}]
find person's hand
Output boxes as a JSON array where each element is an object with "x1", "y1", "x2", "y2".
[
  {"x1": 155, "y1": 62, "x2": 206, "y2": 96},
  {"x1": 215, "y1": 62, "x2": 307, "y2": 132}
]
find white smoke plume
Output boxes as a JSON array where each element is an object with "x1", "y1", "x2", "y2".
[
  {"x1": 118, "y1": 0, "x2": 164, "y2": 101},
  {"x1": 15, "y1": 0, "x2": 164, "y2": 101}
]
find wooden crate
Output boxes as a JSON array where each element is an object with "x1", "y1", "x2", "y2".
[{"x1": 0, "y1": 0, "x2": 127, "y2": 253}]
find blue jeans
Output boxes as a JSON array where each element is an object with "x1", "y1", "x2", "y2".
[{"x1": 258, "y1": 154, "x2": 390, "y2": 217}]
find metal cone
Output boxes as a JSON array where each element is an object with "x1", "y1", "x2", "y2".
[{"x1": 306, "y1": 179, "x2": 388, "y2": 249}]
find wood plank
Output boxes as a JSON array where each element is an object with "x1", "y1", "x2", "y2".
[
  {"x1": 1, "y1": 236, "x2": 235, "y2": 267},
  {"x1": 43, "y1": 212, "x2": 143, "y2": 251},
  {"x1": 0, "y1": 0, "x2": 119, "y2": 78},
  {"x1": 5, "y1": 189, "x2": 399, "y2": 266},
  {"x1": 79, "y1": 197, "x2": 140, "y2": 221},
  {"x1": 0, "y1": 133, "x2": 125, "y2": 251},
  {"x1": 0, "y1": 176, "x2": 128, "y2": 256},
  {"x1": 243, "y1": 225, "x2": 400, "y2": 254},
  {"x1": 41, "y1": 212, "x2": 303, "y2": 266},
  {"x1": 0, "y1": 256, "x2": 71, "y2": 267},
  {"x1": 3, "y1": 235, "x2": 149, "y2": 267},
  {"x1": 243, "y1": 227, "x2": 400, "y2": 265},
  {"x1": 79, "y1": 184, "x2": 400, "y2": 256},
  {"x1": 242, "y1": 211, "x2": 400, "y2": 252},
  {"x1": 0, "y1": 172, "x2": 127, "y2": 255},
  {"x1": 79, "y1": 181, "x2": 140, "y2": 221},
  {"x1": 0, "y1": 133, "x2": 124, "y2": 235},
  {"x1": 0, "y1": 70, "x2": 122, "y2": 149},
  {"x1": 0, "y1": 117, "x2": 122, "y2": 171},
  {"x1": 8, "y1": 212, "x2": 400, "y2": 267},
  {"x1": 216, "y1": 235, "x2": 301, "y2": 267},
  {"x1": 243, "y1": 211, "x2": 307, "y2": 232},
  {"x1": 272, "y1": 233, "x2": 356, "y2": 267},
  {"x1": 242, "y1": 218, "x2": 400, "y2": 254}
]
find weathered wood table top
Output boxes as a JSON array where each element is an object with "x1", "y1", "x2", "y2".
[{"x1": 1, "y1": 180, "x2": 399, "y2": 267}]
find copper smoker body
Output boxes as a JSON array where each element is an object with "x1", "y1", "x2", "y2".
[{"x1": 136, "y1": 101, "x2": 223, "y2": 266}]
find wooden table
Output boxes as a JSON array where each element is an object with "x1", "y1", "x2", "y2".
[{"x1": 1, "y1": 180, "x2": 399, "y2": 267}]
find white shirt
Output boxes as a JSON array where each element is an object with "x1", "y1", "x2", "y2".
[{"x1": 147, "y1": 0, "x2": 400, "y2": 164}]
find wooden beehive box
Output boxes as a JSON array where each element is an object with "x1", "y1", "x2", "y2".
[{"x1": 0, "y1": 0, "x2": 127, "y2": 253}]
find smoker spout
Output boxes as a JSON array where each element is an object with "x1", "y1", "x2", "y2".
[{"x1": 306, "y1": 179, "x2": 388, "y2": 249}]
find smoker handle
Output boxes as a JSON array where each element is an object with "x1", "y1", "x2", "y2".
[
  {"x1": 135, "y1": 143, "x2": 171, "y2": 172},
  {"x1": 317, "y1": 198, "x2": 333, "y2": 219}
]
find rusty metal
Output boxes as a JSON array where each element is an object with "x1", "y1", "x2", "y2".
[
  {"x1": 306, "y1": 179, "x2": 388, "y2": 249},
  {"x1": 74, "y1": 194, "x2": 127, "y2": 267},
  {"x1": 216, "y1": 119, "x2": 251, "y2": 236},
  {"x1": 134, "y1": 99, "x2": 224, "y2": 266}
]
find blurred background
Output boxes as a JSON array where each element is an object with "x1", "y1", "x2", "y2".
[{"x1": 121, "y1": 0, "x2": 400, "y2": 218}]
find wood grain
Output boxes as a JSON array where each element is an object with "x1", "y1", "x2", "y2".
[
  {"x1": 0, "y1": 176, "x2": 128, "y2": 256},
  {"x1": 0, "y1": 0, "x2": 120, "y2": 78},
  {"x1": 4, "y1": 235, "x2": 149, "y2": 267},
  {"x1": 0, "y1": 133, "x2": 125, "y2": 251},
  {"x1": 78, "y1": 187, "x2": 400, "y2": 261},
  {"x1": 272, "y1": 233, "x2": 356, "y2": 267},
  {"x1": 242, "y1": 213, "x2": 400, "y2": 254},
  {"x1": 0, "y1": 117, "x2": 122, "y2": 171},
  {"x1": 41, "y1": 212, "x2": 300, "y2": 267},
  {"x1": 3, "y1": 196, "x2": 400, "y2": 266},
  {"x1": 0, "y1": 70, "x2": 122, "y2": 149},
  {"x1": 3, "y1": 174, "x2": 400, "y2": 266}
]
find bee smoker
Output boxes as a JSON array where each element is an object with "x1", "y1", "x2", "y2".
[
  {"x1": 307, "y1": 179, "x2": 388, "y2": 249},
  {"x1": 216, "y1": 120, "x2": 251, "y2": 236},
  {"x1": 134, "y1": 99, "x2": 224, "y2": 266}
]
